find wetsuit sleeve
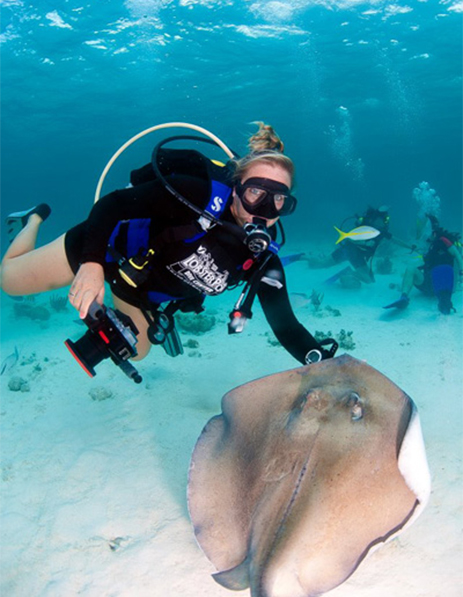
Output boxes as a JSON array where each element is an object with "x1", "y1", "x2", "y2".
[
  {"x1": 80, "y1": 189, "x2": 137, "y2": 265},
  {"x1": 257, "y1": 255, "x2": 322, "y2": 364},
  {"x1": 79, "y1": 176, "x2": 208, "y2": 266}
]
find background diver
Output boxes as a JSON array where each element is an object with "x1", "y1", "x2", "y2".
[
  {"x1": 0, "y1": 122, "x2": 338, "y2": 378},
  {"x1": 306, "y1": 205, "x2": 408, "y2": 285},
  {"x1": 383, "y1": 214, "x2": 463, "y2": 315}
]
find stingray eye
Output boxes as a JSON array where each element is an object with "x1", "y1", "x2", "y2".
[
  {"x1": 347, "y1": 392, "x2": 364, "y2": 421},
  {"x1": 351, "y1": 403, "x2": 363, "y2": 421}
]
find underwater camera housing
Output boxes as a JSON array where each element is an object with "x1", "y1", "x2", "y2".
[{"x1": 65, "y1": 302, "x2": 142, "y2": 384}]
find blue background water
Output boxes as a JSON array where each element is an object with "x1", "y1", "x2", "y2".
[{"x1": 1, "y1": 0, "x2": 462, "y2": 251}]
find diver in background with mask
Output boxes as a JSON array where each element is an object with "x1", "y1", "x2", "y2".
[{"x1": 306, "y1": 205, "x2": 394, "y2": 284}]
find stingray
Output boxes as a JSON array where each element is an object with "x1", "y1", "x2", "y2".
[{"x1": 188, "y1": 355, "x2": 431, "y2": 597}]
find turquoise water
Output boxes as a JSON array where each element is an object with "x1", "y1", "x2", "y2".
[
  {"x1": 1, "y1": 0, "x2": 462, "y2": 250},
  {"x1": 1, "y1": 4, "x2": 462, "y2": 595}
]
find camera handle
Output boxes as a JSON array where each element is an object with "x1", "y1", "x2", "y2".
[{"x1": 117, "y1": 359, "x2": 143, "y2": 384}]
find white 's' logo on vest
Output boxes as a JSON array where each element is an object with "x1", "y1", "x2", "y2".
[{"x1": 211, "y1": 196, "x2": 223, "y2": 212}]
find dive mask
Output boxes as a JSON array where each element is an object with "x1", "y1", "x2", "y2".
[{"x1": 235, "y1": 177, "x2": 297, "y2": 219}]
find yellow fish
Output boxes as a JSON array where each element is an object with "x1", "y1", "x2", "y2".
[{"x1": 334, "y1": 225, "x2": 380, "y2": 245}]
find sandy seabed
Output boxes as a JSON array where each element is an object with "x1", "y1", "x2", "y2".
[{"x1": 1, "y1": 250, "x2": 462, "y2": 597}]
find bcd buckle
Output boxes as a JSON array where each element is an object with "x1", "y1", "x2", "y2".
[{"x1": 118, "y1": 249, "x2": 156, "y2": 288}]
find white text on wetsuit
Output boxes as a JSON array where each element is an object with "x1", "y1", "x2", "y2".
[{"x1": 167, "y1": 245, "x2": 229, "y2": 295}]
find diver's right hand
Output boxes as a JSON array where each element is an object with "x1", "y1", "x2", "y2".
[{"x1": 69, "y1": 262, "x2": 105, "y2": 319}]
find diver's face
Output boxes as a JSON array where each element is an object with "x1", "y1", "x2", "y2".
[{"x1": 231, "y1": 162, "x2": 292, "y2": 228}]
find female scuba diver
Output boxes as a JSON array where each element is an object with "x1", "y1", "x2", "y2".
[{"x1": 1, "y1": 122, "x2": 337, "y2": 379}]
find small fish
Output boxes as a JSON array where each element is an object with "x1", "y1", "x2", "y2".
[
  {"x1": 334, "y1": 225, "x2": 380, "y2": 244},
  {"x1": 1, "y1": 346, "x2": 19, "y2": 375}
]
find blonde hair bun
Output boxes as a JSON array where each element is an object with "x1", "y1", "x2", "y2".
[
  {"x1": 231, "y1": 121, "x2": 294, "y2": 183},
  {"x1": 248, "y1": 121, "x2": 285, "y2": 153}
]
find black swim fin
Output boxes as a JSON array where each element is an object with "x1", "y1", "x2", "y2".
[
  {"x1": 437, "y1": 290, "x2": 455, "y2": 315},
  {"x1": 6, "y1": 204, "x2": 51, "y2": 243},
  {"x1": 383, "y1": 294, "x2": 410, "y2": 310}
]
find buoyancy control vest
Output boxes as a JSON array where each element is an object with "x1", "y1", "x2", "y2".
[
  {"x1": 105, "y1": 144, "x2": 284, "y2": 349},
  {"x1": 105, "y1": 148, "x2": 235, "y2": 295}
]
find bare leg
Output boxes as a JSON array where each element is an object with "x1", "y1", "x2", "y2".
[
  {"x1": 112, "y1": 295, "x2": 152, "y2": 361},
  {"x1": 401, "y1": 265, "x2": 424, "y2": 296},
  {"x1": 1, "y1": 214, "x2": 74, "y2": 295},
  {"x1": 384, "y1": 264, "x2": 424, "y2": 309}
]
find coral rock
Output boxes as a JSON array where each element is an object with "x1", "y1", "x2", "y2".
[
  {"x1": 176, "y1": 312, "x2": 216, "y2": 335},
  {"x1": 89, "y1": 387, "x2": 114, "y2": 401},
  {"x1": 8, "y1": 376, "x2": 30, "y2": 392}
]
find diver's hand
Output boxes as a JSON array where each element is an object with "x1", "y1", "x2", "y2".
[{"x1": 69, "y1": 262, "x2": 105, "y2": 319}]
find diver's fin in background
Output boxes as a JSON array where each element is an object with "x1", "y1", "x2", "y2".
[
  {"x1": 280, "y1": 252, "x2": 305, "y2": 267},
  {"x1": 383, "y1": 295, "x2": 410, "y2": 310},
  {"x1": 161, "y1": 325, "x2": 184, "y2": 357}
]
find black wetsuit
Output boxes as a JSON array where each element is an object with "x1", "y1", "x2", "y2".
[
  {"x1": 65, "y1": 174, "x2": 322, "y2": 363},
  {"x1": 416, "y1": 235, "x2": 456, "y2": 295}
]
